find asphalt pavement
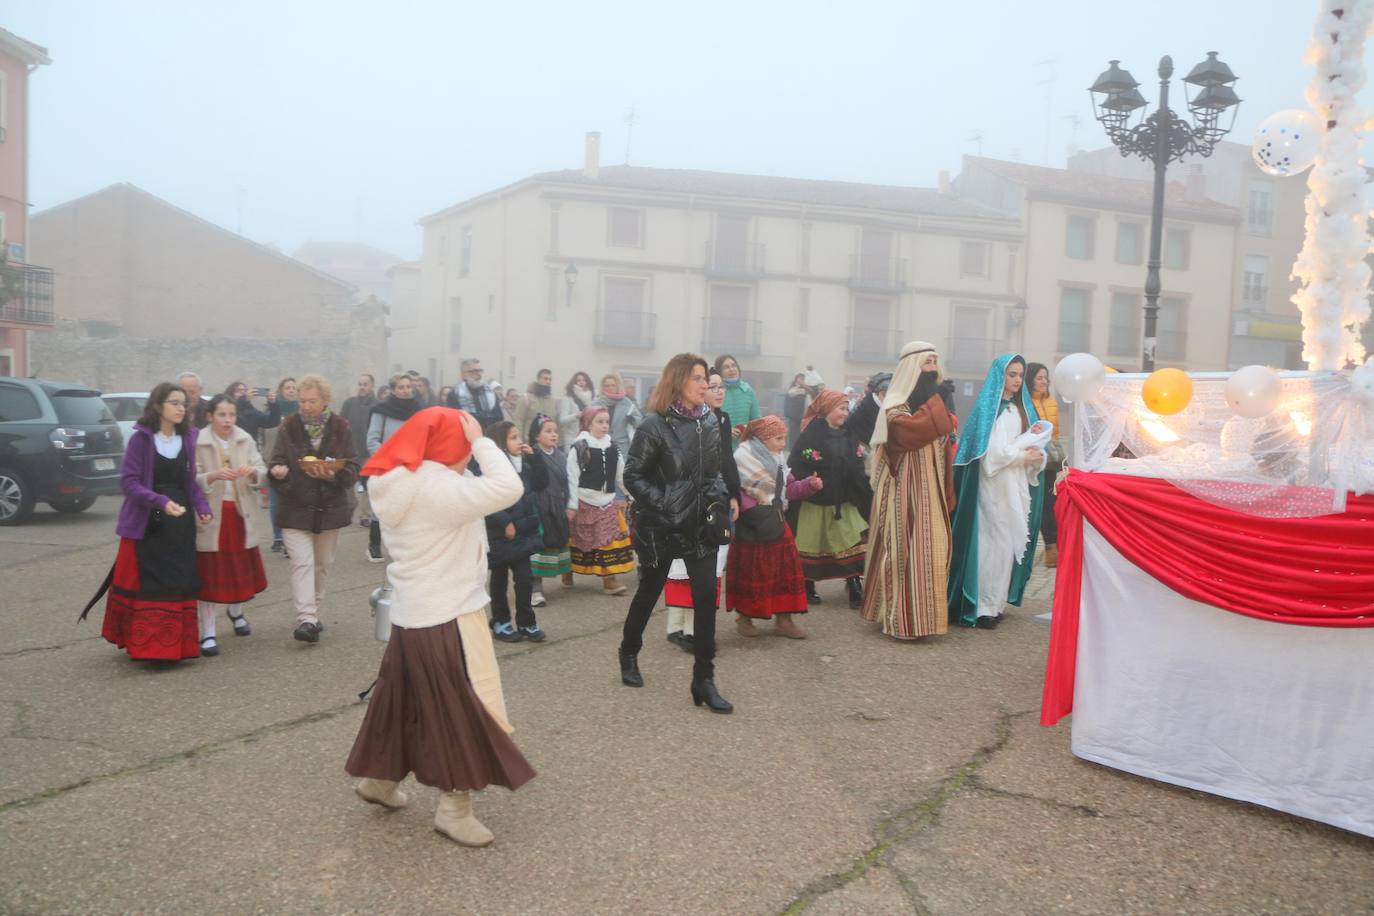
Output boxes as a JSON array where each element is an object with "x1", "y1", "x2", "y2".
[{"x1": 1, "y1": 497, "x2": 1370, "y2": 914}]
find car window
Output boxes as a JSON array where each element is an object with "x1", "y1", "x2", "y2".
[
  {"x1": 107, "y1": 397, "x2": 144, "y2": 421},
  {"x1": 0, "y1": 384, "x2": 43, "y2": 422},
  {"x1": 52, "y1": 392, "x2": 116, "y2": 425}
]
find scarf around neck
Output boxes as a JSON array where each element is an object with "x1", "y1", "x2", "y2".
[
  {"x1": 735, "y1": 438, "x2": 786, "y2": 507},
  {"x1": 302, "y1": 409, "x2": 331, "y2": 444},
  {"x1": 669, "y1": 400, "x2": 709, "y2": 420},
  {"x1": 372, "y1": 394, "x2": 420, "y2": 422}
]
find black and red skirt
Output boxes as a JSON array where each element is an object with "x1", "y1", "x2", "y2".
[
  {"x1": 102, "y1": 539, "x2": 200, "y2": 661},
  {"x1": 197, "y1": 500, "x2": 267, "y2": 604},
  {"x1": 725, "y1": 524, "x2": 808, "y2": 619}
]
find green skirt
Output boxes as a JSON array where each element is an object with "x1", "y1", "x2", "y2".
[{"x1": 793, "y1": 502, "x2": 868, "y2": 580}]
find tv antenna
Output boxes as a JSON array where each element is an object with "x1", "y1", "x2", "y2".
[{"x1": 966, "y1": 130, "x2": 985, "y2": 156}]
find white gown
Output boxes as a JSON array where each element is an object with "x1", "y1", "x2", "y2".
[{"x1": 975, "y1": 406, "x2": 1047, "y2": 619}]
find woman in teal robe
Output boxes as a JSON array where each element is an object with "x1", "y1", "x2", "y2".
[{"x1": 947, "y1": 354, "x2": 1047, "y2": 628}]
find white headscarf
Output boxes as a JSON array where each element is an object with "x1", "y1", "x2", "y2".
[{"x1": 869, "y1": 340, "x2": 939, "y2": 451}]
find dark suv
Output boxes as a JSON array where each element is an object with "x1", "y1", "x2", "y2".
[{"x1": 0, "y1": 377, "x2": 125, "y2": 525}]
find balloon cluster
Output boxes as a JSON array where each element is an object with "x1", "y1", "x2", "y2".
[{"x1": 1052, "y1": 354, "x2": 1288, "y2": 421}]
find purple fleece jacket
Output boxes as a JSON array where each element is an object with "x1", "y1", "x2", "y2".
[{"x1": 115, "y1": 424, "x2": 211, "y2": 540}]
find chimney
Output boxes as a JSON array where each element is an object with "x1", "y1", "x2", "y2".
[
  {"x1": 1185, "y1": 164, "x2": 1206, "y2": 200},
  {"x1": 584, "y1": 131, "x2": 601, "y2": 180},
  {"x1": 938, "y1": 170, "x2": 952, "y2": 195}
]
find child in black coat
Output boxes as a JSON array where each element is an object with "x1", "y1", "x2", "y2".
[{"x1": 482, "y1": 421, "x2": 549, "y2": 642}]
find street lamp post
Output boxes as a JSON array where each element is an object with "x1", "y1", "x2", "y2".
[
  {"x1": 564, "y1": 262, "x2": 579, "y2": 307},
  {"x1": 1090, "y1": 53, "x2": 1241, "y2": 371}
]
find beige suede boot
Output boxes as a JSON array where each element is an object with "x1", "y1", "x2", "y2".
[
  {"x1": 773, "y1": 614, "x2": 808, "y2": 639},
  {"x1": 355, "y1": 778, "x2": 408, "y2": 809},
  {"x1": 434, "y1": 790, "x2": 494, "y2": 847}
]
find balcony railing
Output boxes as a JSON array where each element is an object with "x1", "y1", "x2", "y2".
[
  {"x1": 848, "y1": 254, "x2": 908, "y2": 291},
  {"x1": 704, "y1": 240, "x2": 766, "y2": 278},
  {"x1": 702, "y1": 317, "x2": 762, "y2": 356},
  {"x1": 595, "y1": 309, "x2": 656, "y2": 350},
  {"x1": 0, "y1": 262, "x2": 55, "y2": 327},
  {"x1": 845, "y1": 326, "x2": 905, "y2": 364},
  {"x1": 946, "y1": 336, "x2": 997, "y2": 373}
]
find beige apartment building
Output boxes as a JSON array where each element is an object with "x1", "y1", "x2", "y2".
[
  {"x1": 956, "y1": 156, "x2": 1241, "y2": 375},
  {"x1": 402, "y1": 135, "x2": 1026, "y2": 409},
  {"x1": 1068, "y1": 141, "x2": 1306, "y2": 368}
]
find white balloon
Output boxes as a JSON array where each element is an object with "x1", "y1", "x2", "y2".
[
  {"x1": 1052, "y1": 352, "x2": 1106, "y2": 404},
  {"x1": 1252, "y1": 110, "x2": 1322, "y2": 177},
  {"x1": 1224, "y1": 365, "x2": 1282, "y2": 418}
]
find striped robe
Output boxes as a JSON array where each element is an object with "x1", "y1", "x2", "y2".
[{"x1": 860, "y1": 397, "x2": 956, "y2": 639}]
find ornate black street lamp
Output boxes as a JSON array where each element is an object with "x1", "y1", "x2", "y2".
[{"x1": 1090, "y1": 53, "x2": 1241, "y2": 370}]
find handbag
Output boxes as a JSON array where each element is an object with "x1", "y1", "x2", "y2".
[
  {"x1": 736, "y1": 503, "x2": 784, "y2": 542},
  {"x1": 703, "y1": 499, "x2": 733, "y2": 547}
]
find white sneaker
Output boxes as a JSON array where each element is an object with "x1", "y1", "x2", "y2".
[{"x1": 531, "y1": 592, "x2": 547, "y2": 607}]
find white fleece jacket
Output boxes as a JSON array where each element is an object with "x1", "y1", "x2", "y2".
[{"x1": 366, "y1": 438, "x2": 523, "y2": 628}]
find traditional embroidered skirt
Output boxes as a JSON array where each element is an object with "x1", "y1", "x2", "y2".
[
  {"x1": 569, "y1": 502, "x2": 634, "y2": 577},
  {"x1": 345, "y1": 618, "x2": 536, "y2": 792},
  {"x1": 726, "y1": 525, "x2": 807, "y2": 618},
  {"x1": 102, "y1": 538, "x2": 200, "y2": 661},
  {"x1": 664, "y1": 550, "x2": 726, "y2": 609},
  {"x1": 197, "y1": 501, "x2": 268, "y2": 604},
  {"x1": 530, "y1": 545, "x2": 572, "y2": 578},
  {"x1": 793, "y1": 501, "x2": 869, "y2": 581}
]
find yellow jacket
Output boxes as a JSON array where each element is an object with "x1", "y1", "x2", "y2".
[{"x1": 1032, "y1": 393, "x2": 1060, "y2": 440}]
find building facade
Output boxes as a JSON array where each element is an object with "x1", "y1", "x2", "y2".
[
  {"x1": 0, "y1": 28, "x2": 52, "y2": 377},
  {"x1": 403, "y1": 134, "x2": 1025, "y2": 410},
  {"x1": 957, "y1": 156, "x2": 1241, "y2": 377},
  {"x1": 1069, "y1": 142, "x2": 1307, "y2": 368}
]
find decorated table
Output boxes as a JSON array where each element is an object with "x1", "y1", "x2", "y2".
[{"x1": 1039, "y1": 469, "x2": 1374, "y2": 838}]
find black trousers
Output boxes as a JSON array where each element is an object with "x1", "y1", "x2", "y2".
[
  {"x1": 489, "y1": 557, "x2": 536, "y2": 629},
  {"x1": 1040, "y1": 461, "x2": 1060, "y2": 546},
  {"x1": 621, "y1": 551, "x2": 718, "y2": 681}
]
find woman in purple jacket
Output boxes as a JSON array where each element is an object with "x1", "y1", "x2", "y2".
[{"x1": 101, "y1": 382, "x2": 212, "y2": 662}]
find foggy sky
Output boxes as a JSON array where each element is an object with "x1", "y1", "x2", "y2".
[{"x1": 9, "y1": 1, "x2": 1322, "y2": 260}]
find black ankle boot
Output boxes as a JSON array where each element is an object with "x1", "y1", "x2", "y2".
[
  {"x1": 846, "y1": 576, "x2": 864, "y2": 609},
  {"x1": 806, "y1": 581, "x2": 822, "y2": 605},
  {"x1": 619, "y1": 650, "x2": 643, "y2": 687},
  {"x1": 690, "y1": 678, "x2": 733, "y2": 714}
]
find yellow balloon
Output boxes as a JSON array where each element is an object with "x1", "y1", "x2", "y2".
[{"x1": 1141, "y1": 368, "x2": 1194, "y2": 415}]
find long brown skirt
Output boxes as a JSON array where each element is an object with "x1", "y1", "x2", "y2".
[{"x1": 345, "y1": 620, "x2": 536, "y2": 792}]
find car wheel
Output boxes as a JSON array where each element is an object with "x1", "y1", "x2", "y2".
[
  {"x1": 49, "y1": 496, "x2": 98, "y2": 514},
  {"x1": 0, "y1": 467, "x2": 36, "y2": 526}
]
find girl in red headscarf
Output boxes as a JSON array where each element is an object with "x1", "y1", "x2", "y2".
[
  {"x1": 787, "y1": 389, "x2": 873, "y2": 608},
  {"x1": 344, "y1": 407, "x2": 536, "y2": 849},
  {"x1": 727, "y1": 415, "x2": 820, "y2": 637}
]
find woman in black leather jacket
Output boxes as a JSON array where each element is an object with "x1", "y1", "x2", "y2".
[{"x1": 619, "y1": 353, "x2": 734, "y2": 713}]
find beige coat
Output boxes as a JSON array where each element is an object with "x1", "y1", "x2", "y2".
[{"x1": 195, "y1": 425, "x2": 268, "y2": 551}]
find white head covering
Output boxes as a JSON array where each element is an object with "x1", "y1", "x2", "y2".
[{"x1": 869, "y1": 340, "x2": 940, "y2": 452}]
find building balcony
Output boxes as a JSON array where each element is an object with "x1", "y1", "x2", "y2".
[
  {"x1": 848, "y1": 254, "x2": 908, "y2": 292},
  {"x1": 845, "y1": 326, "x2": 904, "y2": 364},
  {"x1": 704, "y1": 240, "x2": 766, "y2": 278},
  {"x1": 594, "y1": 309, "x2": 656, "y2": 350},
  {"x1": 946, "y1": 336, "x2": 997, "y2": 374},
  {"x1": 0, "y1": 262, "x2": 55, "y2": 327},
  {"x1": 702, "y1": 317, "x2": 762, "y2": 356}
]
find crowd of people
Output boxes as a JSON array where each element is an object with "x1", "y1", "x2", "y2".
[{"x1": 84, "y1": 343, "x2": 1064, "y2": 847}]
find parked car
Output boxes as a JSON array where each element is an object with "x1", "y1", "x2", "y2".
[
  {"x1": 101, "y1": 391, "x2": 149, "y2": 448},
  {"x1": 0, "y1": 377, "x2": 125, "y2": 525}
]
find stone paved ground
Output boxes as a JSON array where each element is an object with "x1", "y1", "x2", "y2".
[{"x1": 2, "y1": 499, "x2": 1371, "y2": 914}]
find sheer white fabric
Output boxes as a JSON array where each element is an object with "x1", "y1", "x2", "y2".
[{"x1": 1069, "y1": 371, "x2": 1374, "y2": 517}]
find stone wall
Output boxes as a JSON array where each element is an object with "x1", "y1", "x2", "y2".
[{"x1": 29, "y1": 298, "x2": 387, "y2": 398}]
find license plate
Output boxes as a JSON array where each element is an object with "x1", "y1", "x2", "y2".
[{"x1": 94, "y1": 458, "x2": 116, "y2": 471}]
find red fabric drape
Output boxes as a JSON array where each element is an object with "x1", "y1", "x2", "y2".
[{"x1": 1041, "y1": 471, "x2": 1374, "y2": 726}]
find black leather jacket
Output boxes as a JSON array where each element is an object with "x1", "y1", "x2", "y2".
[{"x1": 624, "y1": 409, "x2": 728, "y2": 567}]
